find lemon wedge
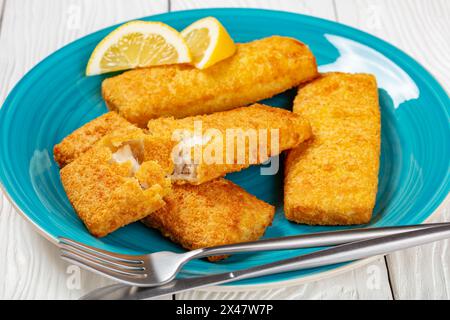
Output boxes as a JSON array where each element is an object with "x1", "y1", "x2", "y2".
[
  {"x1": 86, "y1": 21, "x2": 191, "y2": 75},
  {"x1": 181, "y1": 17, "x2": 236, "y2": 69}
]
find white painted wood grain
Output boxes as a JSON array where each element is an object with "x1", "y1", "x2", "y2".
[
  {"x1": 334, "y1": 0, "x2": 450, "y2": 300},
  {"x1": 0, "y1": 0, "x2": 4, "y2": 19},
  {"x1": 0, "y1": 192, "x2": 116, "y2": 299},
  {"x1": 0, "y1": 0, "x2": 168, "y2": 104},
  {"x1": 177, "y1": 257, "x2": 393, "y2": 300},
  {"x1": 0, "y1": 0, "x2": 172, "y2": 300},
  {"x1": 386, "y1": 197, "x2": 450, "y2": 299},
  {"x1": 334, "y1": 0, "x2": 450, "y2": 92},
  {"x1": 171, "y1": 0, "x2": 336, "y2": 20}
]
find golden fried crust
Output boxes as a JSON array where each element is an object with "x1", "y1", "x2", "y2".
[
  {"x1": 53, "y1": 112, "x2": 138, "y2": 167},
  {"x1": 100, "y1": 128, "x2": 175, "y2": 175},
  {"x1": 54, "y1": 105, "x2": 310, "y2": 186},
  {"x1": 60, "y1": 134, "x2": 171, "y2": 237},
  {"x1": 284, "y1": 73, "x2": 381, "y2": 225},
  {"x1": 102, "y1": 36, "x2": 318, "y2": 127},
  {"x1": 147, "y1": 104, "x2": 312, "y2": 184},
  {"x1": 142, "y1": 178, "x2": 275, "y2": 261}
]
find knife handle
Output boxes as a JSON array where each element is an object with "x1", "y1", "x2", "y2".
[
  {"x1": 191, "y1": 223, "x2": 447, "y2": 259},
  {"x1": 234, "y1": 224, "x2": 450, "y2": 280}
]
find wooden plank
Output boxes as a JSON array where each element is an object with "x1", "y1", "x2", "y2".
[
  {"x1": 0, "y1": 0, "x2": 170, "y2": 299},
  {"x1": 386, "y1": 197, "x2": 450, "y2": 299},
  {"x1": 0, "y1": 0, "x2": 4, "y2": 22},
  {"x1": 177, "y1": 258, "x2": 393, "y2": 300},
  {"x1": 0, "y1": 0, "x2": 5, "y2": 62},
  {"x1": 0, "y1": 0, "x2": 169, "y2": 105},
  {"x1": 171, "y1": 0, "x2": 336, "y2": 20},
  {"x1": 335, "y1": 0, "x2": 449, "y2": 91},
  {"x1": 171, "y1": 0, "x2": 393, "y2": 300},
  {"x1": 334, "y1": 0, "x2": 450, "y2": 300}
]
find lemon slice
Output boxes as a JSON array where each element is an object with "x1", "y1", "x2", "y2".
[
  {"x1": 86, "y1": 21, "x2": 191, "y2": 75},
  {"x1": 181, "y1": 17, "x2": 236, "y2": 69}
]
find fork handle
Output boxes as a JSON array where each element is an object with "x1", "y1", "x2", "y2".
[{"x1": 191, "y1": 223, "x2": 449, "y2": 259}]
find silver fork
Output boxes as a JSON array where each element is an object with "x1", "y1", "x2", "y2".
[{"x1": 58, "y1": 223, "x2": 447, "y2": 287}]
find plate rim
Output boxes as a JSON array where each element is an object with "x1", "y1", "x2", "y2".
[{"x1": 0, "y1": 8, "x2": 449, "y2": 287}]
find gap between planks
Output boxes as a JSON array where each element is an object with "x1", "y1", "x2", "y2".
[
  {"x1": 332, "y1": 0, "x2": 396, "y2": 300},
  {"x1": 0, "y1": 0, "x2": 7, "y2": 35}
]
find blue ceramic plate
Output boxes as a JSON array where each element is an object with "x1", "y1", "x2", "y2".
[{"x1": 0, "y1": 9, "x2": 449, "y2": 286}]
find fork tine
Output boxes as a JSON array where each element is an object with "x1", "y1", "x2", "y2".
[
  {"x1": 60, "y1": 255, "x2": 146, "y2": 287},
  {"x1": 58, "y1": 237, "x2": 144, "y2": 265},
  {"x1": 60, "y1": 248, "x2": 146, "y2": 279},
  {"x1": 59, "y1": 243, "x2": 146, "y2": 272}
]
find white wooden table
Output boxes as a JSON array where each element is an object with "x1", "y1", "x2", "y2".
[{"x1": 0, "y1": 0, "x2": 449, "y2": 300}]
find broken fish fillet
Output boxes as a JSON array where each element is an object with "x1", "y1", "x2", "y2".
[
  {"x1": 147, "y1": 104, "x2": 312, "y2": 184},
  {"x1": 60, "y1": 131, "x2": 171, "y2": 237},
  {"x1": 55, "y1": 104, "x2": 311, "y2": 187},
  {"x1": 53, "y1": 111, "x2": 138, "y2": 167},
  {"x1": 102, "y1": 36, "x2": 318, "y2": 127},
  {"x1": 55, "y1": 113, "x2": 276, "y2": 241},
  {"x1": 142, "y1": 178, "x2": 275, "y2": 261},
  {"x1": 284, "y1": 73, "x2": 381, "y2": 225}
]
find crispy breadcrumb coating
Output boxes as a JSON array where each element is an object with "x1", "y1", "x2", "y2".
[
  {"x1": 54, "y1": 112, "x2": 138, "y2": 167},
  {"x1": 147, "y1": 104, "x2": 312, "y2": 184},
  {"x1": 56, "y1": 111, "x2": 278, "y2": 242},
  {"x1": 102, "y1": 36, "x2": 318, "y2": 127},
  {"x1": 284, "y1": 73, "x2": 381, "y2": 225},
  {"x1": 142, "y1": 178, "x2": 275, "y2": 261},
  {"x1": 60, "y1": 132, "x2": 171, "y2": 237},
  {"x1": 55, "y1": 104, "x2": 311, "y2": 186}
]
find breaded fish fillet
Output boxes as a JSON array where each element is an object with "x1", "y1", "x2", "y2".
[
  {"x1": 54, "y1": 112, "x2": 138, "y2": 167},
  {"x1": 102, "y1": 36, "x2": 318, "y2": 127},
  {"x1": 284, "y1": 73, "x2": 381, "y2": 225},
  {"x1": 60, "y1": 131, "x2": 171, "y2": 237},
  {"x1": 142, "y1": 178, "x2": 275, "y2": 261},
  {"x1": 55, "y1": 113, "x2": 276, "y2": 243},
  {"x1": 147, "y1": 104, "x2": 312, "y2": 184},
  {"x1": 55, "y1": 104, "x2": 310, "y2": 186}
]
